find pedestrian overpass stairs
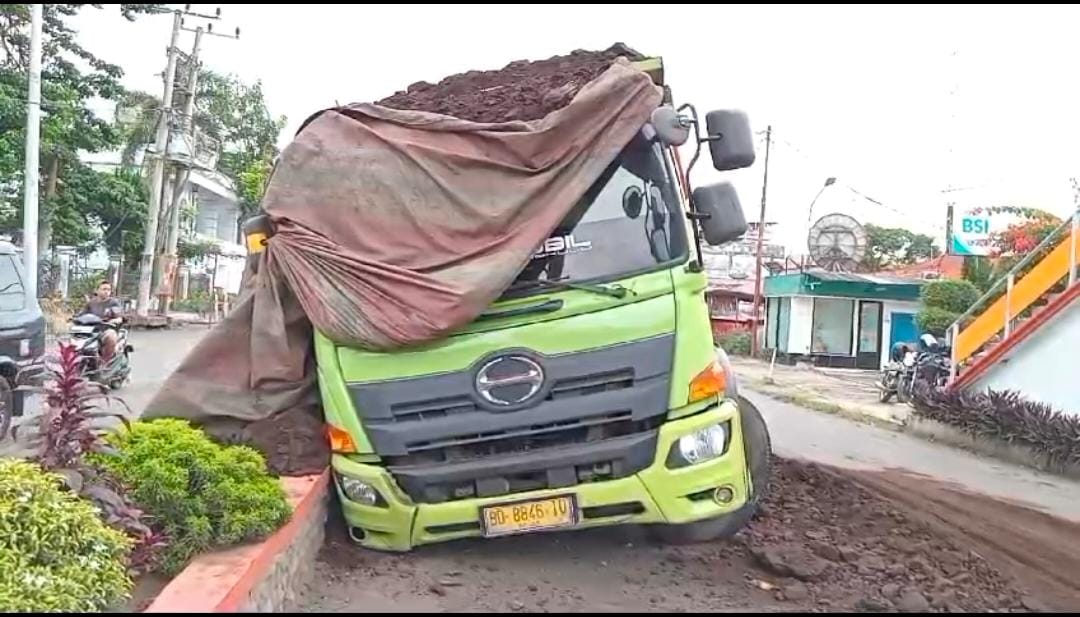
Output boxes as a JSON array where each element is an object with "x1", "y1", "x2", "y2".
[{"x1": 948, "y1": 210, "x2": 1080, "y2": 416}]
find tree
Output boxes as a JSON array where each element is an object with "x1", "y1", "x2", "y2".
[
  {"x1": 969, "y1": 206, "x2": 1064, "y2": 288},
  {"x1": 917, "y1": 279, "x2": 981, "y2": 337},
  {"x1": 860, "y1": 224, "x2": 937, "y2": 271},
  {"x1": 0, "y1": 4, "x2": 163, "y2": 253},
  {"x1": 45, "y1": 163, "x2": 147, "y2": 257},
  {"x1": 195, "y1": 71, "x2": 285, "y2": 217}
]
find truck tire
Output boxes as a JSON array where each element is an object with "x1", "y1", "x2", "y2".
[{"x1": 653, "y1": 395, "x2": 772, "y2": 545}]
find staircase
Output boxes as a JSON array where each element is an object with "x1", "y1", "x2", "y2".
[{"x1": 948, "y1": 209, "x2": 1080, "y2": 391}]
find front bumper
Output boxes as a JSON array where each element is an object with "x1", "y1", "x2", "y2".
[{"x1": 333, "y1": 398, "x2": 749, "y2": 551}]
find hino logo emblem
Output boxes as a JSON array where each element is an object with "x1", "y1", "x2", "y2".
[{"x1": 475, "y1": 355, "x2": 545, "y2": 407}]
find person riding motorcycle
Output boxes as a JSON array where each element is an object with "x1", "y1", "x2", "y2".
[{"x1": 79, "y1": 280, "x2": 122, "y2": 362}]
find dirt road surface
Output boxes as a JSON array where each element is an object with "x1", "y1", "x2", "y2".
[
  {"x1": 11, "y1": 327, "x2": 1077, "y2": 612},
  {"x1": 299, "y1": 390, "x2": 1080, "y2": 613}
]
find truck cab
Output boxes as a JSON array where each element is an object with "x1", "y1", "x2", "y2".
[{"x1": 314, "y1": 58, "x2": 770, "y2": 551}]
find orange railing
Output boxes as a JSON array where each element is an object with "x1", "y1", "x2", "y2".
[{"x1": 949, "y1": 212, "x2": 1080, "y2": 377}]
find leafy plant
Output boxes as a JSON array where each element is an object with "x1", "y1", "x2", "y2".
[
  {"x1": 716, "y1": 330, "x2": 752, "y2": 356},
  {"x1": 16, "y1": 342, "x2": 166, "y2": 575},
  {"x1": 171, "y1": 289, "x2": 213, "y2": 315},
  {"x1": 91, "y1": 418, "x2": 291, "y2": 575},
  {"x1": 912, "y1": 385, "x2": 1080, "y2": 471},
  {"x1": 861, "y1": 224, "x2": 937, "y2": 271},
  {"x1": 0, "y1": 458, "x2": 133, "y2": 612},
  {"x1": 915, "y1": 306, "x2": 958, "y2": 337},
  {"x1": 921, "y1": 279, "x2": 981, "y2": 314},
  {"x1": 917, "y1": 279, "x2": 981, "y2": 336}
]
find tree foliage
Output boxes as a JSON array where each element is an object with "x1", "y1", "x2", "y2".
[
  {"x1": 916, "y1": 279, "x2": 981, "y2": 337},
  {"x1": 0, "y1": 4, "x2": 162, "y2": 252},
  {"x1": 860, "y1": 224, "x2": 936, "y2": 271},
  {"x1": 195, "y1": 71, "x2": 284, "y2": 217}
]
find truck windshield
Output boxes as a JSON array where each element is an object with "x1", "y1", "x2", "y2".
[
  {"x1": 506, "y1": 132, "x2": 688, "y2": 297},
  {"x1": 0, "y1": 255, "x2": 25, "y2": 311}
]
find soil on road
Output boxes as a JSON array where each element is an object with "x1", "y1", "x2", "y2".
[
  {"x1": 298, "y1": 392, "x2": 1080, "y2": 613},
  {"x1": 12, "y1": 326, "x2": 1077, "y2": 612}
]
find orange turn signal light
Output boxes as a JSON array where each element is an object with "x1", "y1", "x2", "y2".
[
  {"x1": 689, "y1": 360, "x2": 727, "y2": 403},
  {"x1": 326, "y1": 424, "x2": 357, "y2": 454}
]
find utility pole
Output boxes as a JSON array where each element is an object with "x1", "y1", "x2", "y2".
[
  {"x1": 137, "y1": 10, "x2": 183, "y2": 317},
  {"x1": 21, "y1": 4, "x2": 43, "y2": 300},
  {"x1": 159, "y1": 25, "x2": 203, "y2": 314},
  {"x1": 750, "y1": 125, "x2": 772, "y2": 357}
]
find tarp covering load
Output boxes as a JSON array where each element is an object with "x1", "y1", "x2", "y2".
[{"x1": 144, "y1": 46, "x2": 662, "y2": 475}]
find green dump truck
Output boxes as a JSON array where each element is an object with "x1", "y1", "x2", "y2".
[{"x1": 313, "y1": 57, "x2": 771, "y2": 551}]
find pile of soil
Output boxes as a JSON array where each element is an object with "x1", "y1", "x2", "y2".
[
  {"x1": 376, "y1": 43, "x2": 647, "y2": 123},
  {"x1": 303, "y1": 456, "x2": 1080, "y2": 612},
  {"x1": 739, "y1": 458, "x2": 1068, "y2": 612}
]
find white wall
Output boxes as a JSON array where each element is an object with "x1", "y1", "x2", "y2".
[
  {"x1": 973, "y1": 294, "x2": 1080, "y2": 417},
  {"x1": 768, "y1": 295, "x2": 918, "y2": 368},
  {"x1": 879, "y1": 300, "x2": 921, "y2": 369},
  {"x1": 787, "y1": 296, "x2": 814, "y2": 354}
]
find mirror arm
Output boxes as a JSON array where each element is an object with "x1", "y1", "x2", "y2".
[{"x1": 677, "y1": 103, "x2": 707, "y2": 272}]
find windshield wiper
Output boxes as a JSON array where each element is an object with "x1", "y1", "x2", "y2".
[{"x1": 509, "y1": 278, "x2": 632, "y2": 299}]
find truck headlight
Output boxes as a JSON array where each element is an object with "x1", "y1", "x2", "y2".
[
  {"x1": 338, "y1": 476, "x2": 383, "y2": 507},
  {"x1": 18, "y1": 339, "x2": 30, "y2": 357},
  {"x1": 669, "y1": 422, "x2": 730, "y2": 468}
]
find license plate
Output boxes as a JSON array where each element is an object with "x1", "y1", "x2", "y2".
[{"x1": 480, "y1": 494, "x2": 578, "y2": 538}]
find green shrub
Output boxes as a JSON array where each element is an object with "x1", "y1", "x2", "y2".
[
  {"x1": 172, "y1": 290, "x2": 213, "y2": 314},
  {"x1": 921, "y1": 279, "x2": 981, "y2": 314},
  {"x1": 916, "y1": 306, "x2": 959, "y2": 337},
  {"x1": 912, "y1": 387, "x2": 1080, "y2": 469},
  {"x1": 0, "y1": 458, "x2": 133, "y2": 612},
  {"x1": 90, "y1": 419, "x2": 291, "y2": 575},
  {"x1": 716, "y1": 330, "x2": 752, "y2": 356}
]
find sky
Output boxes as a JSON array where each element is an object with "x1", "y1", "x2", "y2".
[{"x1": 74, "y1": 3, "x2": 1080, "y2": 254}]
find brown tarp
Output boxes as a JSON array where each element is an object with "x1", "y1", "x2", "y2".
[{"x1": 143, "y1": 60, "x2": 662, "y2": 474}]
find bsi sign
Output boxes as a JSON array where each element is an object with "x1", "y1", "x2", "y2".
[{"x1": 949, "y1": 206, "x2": 1013, "y2": 256}]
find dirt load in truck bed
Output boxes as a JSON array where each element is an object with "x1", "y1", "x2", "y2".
[{"x1": 376, "y1": 43, "x2": 647, "y2": 123}]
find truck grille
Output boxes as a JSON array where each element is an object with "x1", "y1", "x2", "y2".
[
  {"x1": 387, "y1": 368, "x2": 635, "y2": 423},
  {"x1": 346, "y1": 334, "x2": 674, "y2": 503}
]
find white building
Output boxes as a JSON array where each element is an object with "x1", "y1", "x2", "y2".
[{"x1": 82, "y1": 147, "x2": 247, "y2": 296}]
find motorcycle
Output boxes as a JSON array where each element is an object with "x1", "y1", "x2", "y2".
[
  {"x1": 908, "y1": 335, "x2": 952, "y2": 395},
  {"x1": 69, "y1": 313, "x2": 134, "y2": 390},
  {"x1": 879, "y1": 345, "x2": 917, "y2": 403}
]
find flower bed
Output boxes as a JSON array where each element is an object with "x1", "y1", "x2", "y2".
[{"x1": 0, "y1": 343, "x2": 299, "y2": 612}]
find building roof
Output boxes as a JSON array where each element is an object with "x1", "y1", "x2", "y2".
[
  {"x1": 881, "y1": 254, "x2": 965, "y2": 280},
  {"x1": 765, "y1": 268, "x2": 923, "y2": 302}
]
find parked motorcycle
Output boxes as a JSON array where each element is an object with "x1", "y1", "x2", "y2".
[
  {"x1": 69, "y1": 314, "x2": 134, "y2": 390},
  {"x1": 908, "y1": 334, "x2": 952, "y2": 396},
  {"x1": 879, "y1": 344, "x2": 917, "y2": 403}
]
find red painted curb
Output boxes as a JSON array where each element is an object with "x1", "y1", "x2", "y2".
[{"x1": 143, "y1": 469, "x2": 331, "y2": 613}]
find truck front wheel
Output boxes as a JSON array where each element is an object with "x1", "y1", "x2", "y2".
[{"x1": 652, "y1": 395, "x2": 772, "y2": 544}]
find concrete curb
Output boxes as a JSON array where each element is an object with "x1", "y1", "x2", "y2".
[
  {"x1": 744, "y1": 380, "x2": 907, "y2": 431},
  {"x1": 747, "y1": 380, "x2": 1080, "y2": 482},
  {"x1": 143, "y1": 470, "x2": 330, "y2": 613},
  {"x1": 906, "y1": 417, "x2": 1080, "y2": 481}
]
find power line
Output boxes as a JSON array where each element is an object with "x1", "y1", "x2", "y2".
[{"x1": 766, "y1": 131, "x2": 946, "y2": 232}]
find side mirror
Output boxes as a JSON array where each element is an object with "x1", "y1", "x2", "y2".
[
  {"x1": 705, "y1": 110, "x2": 755, "y2": 171},
  {"x1": 691, "y1": 182, "x2": 748, "y2": 246},
  {"x1": 649, "y1": 106, "x2": 690, "y2": 147}
]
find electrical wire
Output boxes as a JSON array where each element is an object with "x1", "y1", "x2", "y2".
[{"x1": 766, "y1": 131, "x2": 947, "y2": 233}]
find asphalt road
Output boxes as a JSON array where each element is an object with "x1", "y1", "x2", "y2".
[{"x1": 0, "y1": 325, "x2": 205, "y2": 457}]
